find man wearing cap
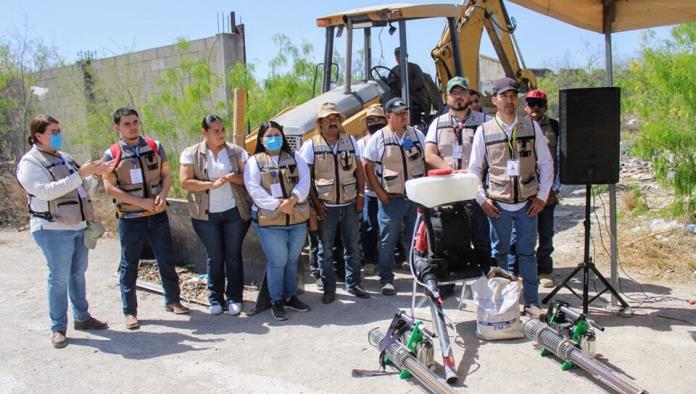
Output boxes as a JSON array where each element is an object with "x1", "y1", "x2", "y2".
[
  {"x1": 357, "y1": 104, "x2": 388, "y2": 276},
  {"x1": 468, "y1": 78, "x2": 554, "y2": 307},
  {"x1": 524, "y1": 89, "x2": 560, "y2": 287},
  {"x1": 387, "y1": 48, "x2": 430, "y2": 127},
  {"x1": 362, "y1": 97, "x2": 426, "y2": 295},
  {"x1": 299, "y1": 102, "x2": 369, "y2": 303},
  {"x1": 425, "y1": 76, "x2": 493, "y2": 267}
]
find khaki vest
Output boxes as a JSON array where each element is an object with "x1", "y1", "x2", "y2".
[
  {"x1": 482, "y1": 117, "x2": 538, "y2": 204},
  {"x1": 377, "y1": 126, "x2": 425, "y2": 196},
  {"x1": 534, "y1": 115, "x2": 559, "y2": 180},
  {"x1": 186, "y1": 141, "x2": 252, "y2": 221},
  {"x1": 112, "y1": 139, "x2": 163, "y2": 217},
  {"x1": 255, "y1": 152, "x2": 310, "y2": 227},
  {"x1": 434, "y1": 111, "x2": 485, "y2": 170},
  {"x1": 311, "y1": 133, "x2": 358, "y2": 204},
  {"x1": 24, "y1": 149, "x2": 95, "y2": 224}
]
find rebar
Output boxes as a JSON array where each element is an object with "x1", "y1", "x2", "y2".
[
  {"x1": 369, "y1": 330, "x2": 455, "y2": 394},
  {"x1": 521, "y1": 317, "x2": 647, "y2": 394}
]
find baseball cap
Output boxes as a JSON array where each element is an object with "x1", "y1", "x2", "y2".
[
  {"x1": 384, "y1": 97, "x2": 409, "y2": 114},
  {"x1": 526, "y1": 89, "x2": 548, "y2": 101},
  {"x1": 492, "y1": 77, "x2": 520, "y2": 95},
  {"x1": 366, "y1": 104, "x2": 386, "y2": 118},
  {"x1": 316, "y1": 102, "x2": 344, "y2": 120},
  {"x1": 446, "y1": 76, "x2": 469, "y2": 93},
  {"x1": 84, "y1": 221, "x2": 106, "y2": 249}
]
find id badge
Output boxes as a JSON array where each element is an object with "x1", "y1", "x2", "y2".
[
  {"x1": 270, "y1": 182, "x2": 284, "y2": 198},
  {"x1": 506, "y1": 160, "x2": 520, "y2": 177},
  {"x1": 451, "y1": 144, "x2": 463, "y2": 158},
  {"x1": 129, "y1": 168, "x2": 143, "y2": 184}
]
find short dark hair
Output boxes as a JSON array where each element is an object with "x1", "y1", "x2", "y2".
[
  {"x1": 254, "y1": 120, "x2": 292, "y2": 155},
  {"x1": 202, "y1": 114, "x2": 224, "y2": 131},
  {"x1": 113, "y1": 107, "x2": 139, "y2": 125},
  {"x1": 28, "y1": 114, "x2": 59, "y2": 145}
]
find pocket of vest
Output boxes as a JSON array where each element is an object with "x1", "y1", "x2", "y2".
[
  {"x1": 293, "y1": 202, "x2": 311, "y2": 223},
  {"x1": 519, "y1": 176, "x2": 539, "y2": 197},
  {"x1": 341, "y1": 179, "x2": 357, "y2": 200},
  {"x1": 315, "y1": 178, "x2": 334, "y2": 201},
  {"x1": 257, "y1": 207, "x2": 284, "y2": 224},
  {"x1": 488, "y1": 174, "x2": 512, "y2": 197},
  {"x1": 382, "y1": 168, "x2": 404, "y2": 195},
  {"x1": 55, "y1": 199, "x2": 81, "y2": 224}
]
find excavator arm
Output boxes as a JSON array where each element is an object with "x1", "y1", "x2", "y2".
[{"x1": 431, "y1": 0, "x2": 536, "y2": 94}]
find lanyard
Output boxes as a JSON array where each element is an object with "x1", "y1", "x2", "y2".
[{"x1": 495, "y1": 118, "x2": 518, "y2": 159}]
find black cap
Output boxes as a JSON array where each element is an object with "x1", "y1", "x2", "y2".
[
  {"x1": 384, "y1": 97, "x2": 409, "y2": 114},
  {"x1": 492, "y1": 77, "x2": 520, "y2": 95}
]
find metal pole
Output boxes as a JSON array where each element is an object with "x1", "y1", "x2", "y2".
[
  {"x1": 447, "y1": 17, "x2": 463, "y2": 77},
  {"x1": 364, "y1": 28, "x2": 371, "y2": 82},
  {"x1": 344, "y1": 19, "x2": 353, "y2": 95},
  {"x1": 322, "y1": 27, "x2": 335, "y2": 93},
  {"x1": 398, "y1": 20, "x2": 410, "y2": 109},
  {"x1": 605, "y1": 30, "x2": 619, "y2": 308}
]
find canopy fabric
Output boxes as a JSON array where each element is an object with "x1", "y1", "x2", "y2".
[{"x1": 508, "y1": 0, "x2": 696, "y2": 33}]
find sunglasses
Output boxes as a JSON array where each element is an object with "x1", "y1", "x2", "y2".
[{"x1": 526, "y1": 99, "x2": 546, "y2": 108}]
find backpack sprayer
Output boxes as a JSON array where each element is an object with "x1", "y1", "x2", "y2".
[{"x1": 522, "y1": 302, "x2": 647, "y2": 394}]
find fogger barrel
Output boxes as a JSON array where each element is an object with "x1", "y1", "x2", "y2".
[
  {"x1": 368, "y1": 329, "x2": 455, "y2": 394},
  {"x1": 521, "y1": 317, "x2": 647, "y2": 394}
]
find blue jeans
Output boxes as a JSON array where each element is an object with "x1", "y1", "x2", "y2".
[
  {"x1": 118, "y1": 212, "x2": 181, "y2": 315},
  {"x1": 254, "y1": 221, "x2": 307, "y2": 302},
  {"x1": 33, "y1": 229, "x2": 91, "y2": 333},
  {"x1": 488, "y1": 201, "x2": 539, "y2": 305},
  {"x1": 362, "y1": 195, "x2": 379, "y2": 264},
  {"x1": 377, "y1": 197, "x2": 417, "y2": 285},
  {"x1": 192, "y1": 207, "x2": 250, "y2": 306},
  {"x1": 318, "y1": 202, "x2": 362, "y2": 291}
]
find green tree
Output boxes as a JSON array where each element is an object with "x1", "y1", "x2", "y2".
[{"x1": 626, "y1": 23, "x2": 696, "y2": 218}]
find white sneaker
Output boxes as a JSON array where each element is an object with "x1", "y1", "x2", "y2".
[
  {"x1": 381, "y1": 283, "x2": 396, "y2": 296},
  {"x1": 209, "y1": 304, "x2": 223, "y2": 315},
  {"x1": 228, "y1": 302, "x2": 242, "y2": 316}
]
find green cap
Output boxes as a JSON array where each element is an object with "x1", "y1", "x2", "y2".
[{"x1": 447, "y1": 76, "x2": 469, "y2": 93}]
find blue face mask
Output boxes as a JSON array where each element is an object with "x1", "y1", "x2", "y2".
[
  {"x1": 263, "y1": 135, "x2": 283, "y2": 151},
  {"x1": 49, "y1": 133, "x2": 63, "y2": 150}
]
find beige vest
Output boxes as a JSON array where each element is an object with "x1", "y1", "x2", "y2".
[
  {"x1": 433, "y1": 111, "x2": 479, "y2": 170},
  {"x1": 24, "y1": 149, "x2": 95, "y2": 224},
  {"x1": 377, "y1": 126, "x2": 425, "y2": 196},
  {"x1": 112, "y1": 139, "x2": 163, "y2": 217},
  {"x1": 186, "y1": 141, "x2": 252, "y2": 221},
  {"x1": 311, "y1": 133, "x2": 358, "y2": 204},
  {"x1": 255, "y1": 152, "x2": 310, "y2": 227},
  {"x1": 482, "y1": 117, "x2": 538, "y2": 204}
]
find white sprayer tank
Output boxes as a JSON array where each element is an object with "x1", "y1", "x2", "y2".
[{"x1": 405, "y1": 173, "x2": 479, "y2": 208}]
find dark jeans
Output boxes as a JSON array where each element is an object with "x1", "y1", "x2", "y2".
[
  {"x1": 318, "y1": 202, "x2": 362, "y2": 291},
  {"x1": 118, "y1": 212, "x2": 181, "y2": 316},
  {"x1": 536, "y1": 202, "x2": 556, "y2": 275},
  {"x1": 192, "y1": 207, "x2": 250, "y2": 306},
  {"x1": 363, "y1": 194, "x2": 406, "y2": 265}
]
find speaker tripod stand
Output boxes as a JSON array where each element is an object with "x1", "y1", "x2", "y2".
[{"x1": 542, "y1": 185, "x2": 629, "y2": 315}]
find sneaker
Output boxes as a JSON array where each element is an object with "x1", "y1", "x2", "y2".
[
  {"x1": 165, "y1": 302, "x2": 190, "y2": 314},
  {"x1": 51, "y1": 331, "x2": 67, "y2": 349},
  {"x1": 381, "y1": 283, "x2": 396, "y2": 296},
  {"x1": 228, "y1": 302, "x2": 242, "y2": 316},
  {"x1": 209, "y1": 304, "x2": 223, "y2": 315},
  {"x1": 74, "y1": 316, "x2": 108, "y2": 330},
  {"x1": 315, "y1": 277, "x2": 324, "y2": 291},
  {"x1": 349, "y1": 285, "x2": 370, "y2": 299},
  {"x1": 539, "y1": 274, "x2": 555, "y2": 288},
  {"x1": 363, "y1": 263, "x2": 378, "y2": 276},
  {"x1": 125, "y1": 314, "x2": 140, "y2": 330},
  {"x1": 401, "y1": 261, "x2": 411, "y2": 272},
  {"x1": 285, "y1": 296, "x2": 311, "y2": 312},
  {"x1": 271, "y1": 301, "x2": 287, "y2": 321},
  {"x1": 322, "y1": 289, "x2": 336, "y2": 304}
]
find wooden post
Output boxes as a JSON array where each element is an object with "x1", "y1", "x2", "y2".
[{"x1": 232, "y1": 88, "x2": 246, "y2": 147}]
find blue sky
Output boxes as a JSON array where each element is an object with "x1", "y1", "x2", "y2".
[{"x1": 2, "y1": 0, "x2": 673, "y2": 79}]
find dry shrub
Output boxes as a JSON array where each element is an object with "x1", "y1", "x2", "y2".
[
  {"x1": 0, "y1": 161, "x2": 29, "y2": 229},
  {"x1": 90, "y1": 183, "x2": 118, "y2": 235}
]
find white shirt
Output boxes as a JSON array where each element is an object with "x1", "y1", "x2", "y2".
[
  {"x1": 357, "y1": 135, "x2": 376, "y2": 197},
  {"x1": 180, "y1": 147, "x2": 248, "y2": 213},
  {"x1": 362, "y1": 126, "x2": 427, "y2": 164},
  {"x1": 468, "y1": 115, "x2": 554, "y2": 212},
  {"x1": 243, "y1": 151, "x2": 310, "y2": 211},
  {"x1": 299, "y1": 134, "x2": 362, "y2": 207},
  {"x1": 424, "y1": 110, "x2": 491, "y2": 144},
  {"x1": 16, "y1": 146, "x2": 90, "y2": 232}
]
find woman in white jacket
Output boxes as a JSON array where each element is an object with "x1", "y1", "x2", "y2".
[{"x1": 16, "y1": 114, "x2": 113, "y2": 348}]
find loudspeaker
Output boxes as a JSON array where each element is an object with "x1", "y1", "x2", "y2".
[{"x1": 559, "y1": 87, "x2": 620, "y2": 185}]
